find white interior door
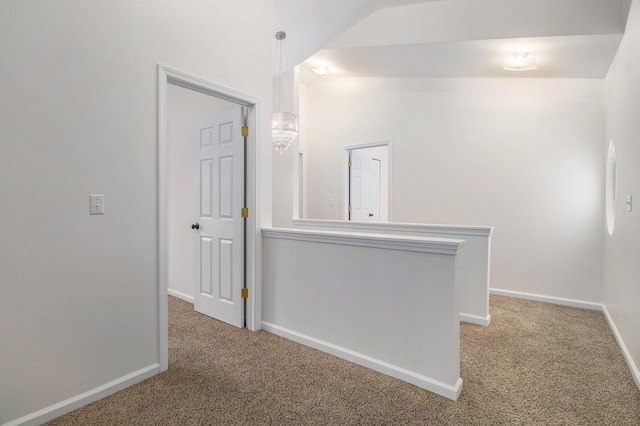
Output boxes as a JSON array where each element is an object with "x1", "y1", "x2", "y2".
[
  {"x1": 193, "y1": 106, "x2": 245, "y2": 327},
  {"x1": 349, "y1": 149, "x2": 380, "y2": 221}
]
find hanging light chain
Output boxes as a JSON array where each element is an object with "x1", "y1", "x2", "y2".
[{"x1": 274, "y1": 31, "x2": 288, "y2": 113}]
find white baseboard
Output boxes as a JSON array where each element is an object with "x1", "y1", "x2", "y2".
[
  {"x1": 460, "y1": 313, "x2": 491, "y2": 326},
  {"x1": 168, "y1": 288, "x2": 194, "y2": 304},
  {"x1": 490, "y1": 288, "x2": 603, "y2": 311},
  {"x1": 262, "y1": 321, "x2": 463, "y2": 401},
  {"x1": 602, "y1": 305, "x2": 640, "y2": 391},
  {"x1": 4, "y1": 363, "x2": 160, "y2": 426}
]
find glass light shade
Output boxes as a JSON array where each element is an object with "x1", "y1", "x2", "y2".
[{"x1": 272, "y1": 111, "x2": 298, "y2": 153}]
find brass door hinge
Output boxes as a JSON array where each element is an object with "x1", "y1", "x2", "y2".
[
  {"x1": 241, "y1": 288, "x2": 249, "y2": 299},
  {"x1": 241, "y1": 126, "x2": 249, "y2": 137},
  {"x1": 241, "y1": 207, "x2": 248, "y2": 218},
  {"x1": 348, "y1": 205, "x2": 352, "y2": 213},
  {"x1": 348, "y1": 160, "x2": 352, "y2": 168}
]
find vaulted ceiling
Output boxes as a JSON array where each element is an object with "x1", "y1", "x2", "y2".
[{"x1": 274, "y1": 0, "x2": 631, "y2": 80}]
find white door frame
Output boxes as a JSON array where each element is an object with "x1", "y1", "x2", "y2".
[
  {"x1": 342, "y1": 140, "x2": 392, "y2": 221},
  {"x1": 158, "y1": 64, "x2": 262, "y2": 372}
]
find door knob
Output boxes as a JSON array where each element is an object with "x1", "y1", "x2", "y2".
[
  {"x1": 369, "y1": 213, "x2": 374, "y2": 217},
  {"x1": 191, "y1": 223, "x2": 200, "y2": 230}
]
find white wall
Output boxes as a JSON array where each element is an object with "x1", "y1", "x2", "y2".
[
  {"x1": 293, "y1": 219, "x2": 493, "y2": 325},
  {"x1": 0, "y1": 1, "x2": 273, "y2": 424},
  {"x1": 603, "y1": 0, "x2": 640, "y2": 386},
  {"x1": 303, "y1": 77, "x2": 605, "y2": 302},
  {"x1": 167, "y1": 85, "x2": 238, "y2": 302},
  {"x1": 262, "y1": 228, "x2": 463, "y2": 399}
]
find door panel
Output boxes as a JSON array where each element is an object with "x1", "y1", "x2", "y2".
[
  {"x1": 194, "y1": 106, "x2": 245, "y2": 328},
  {"x1": 218, "y1": 156, "x2": 234, "y2": 218},
  {"x1": 219, "y1": 239, "x2": 233, "y2": 302},
  {"x1": 200, "y1": 237, "x2": 213, "y2": 296},
  {"x1": 200, "y1": 160, "x2": 213, "y2": 217}
]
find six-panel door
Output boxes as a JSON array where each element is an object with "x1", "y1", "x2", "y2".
[{"x1": 193, "y1": 106, "x2": 245, "y2": 327}]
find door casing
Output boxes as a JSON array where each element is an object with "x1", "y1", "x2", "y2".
[{"x1": 158, "y1": 64, "x2": 262, "y2": 372}]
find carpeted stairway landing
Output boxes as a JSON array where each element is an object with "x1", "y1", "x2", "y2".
[{"x1": 46, "y1": 295, "x2": 640, "y2": 425}]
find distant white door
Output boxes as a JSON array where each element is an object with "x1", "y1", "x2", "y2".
[
  {"x1": 349, "y1": 150, "x2": 380, "y2": 222},
  {"x1": 193, "y1": 106, "x2": 245, "y2": 327}
]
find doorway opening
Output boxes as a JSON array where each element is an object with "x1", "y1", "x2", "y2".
[
  {"x1": 343, "y1": 141, "x2": 392, "y2": 222},
  {"x1": 158, "y1": 65, "x2": 262, "y2": 372}
]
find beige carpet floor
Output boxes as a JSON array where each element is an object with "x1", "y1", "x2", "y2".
[{"x1": 46, "y1": 295, "x2": 640, "y2": 425}]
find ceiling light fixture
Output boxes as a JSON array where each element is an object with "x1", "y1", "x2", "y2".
[
  {"x1": 312, "y1": 66, "x2": 337, "y2": 78},
  {"x1": 503, "y1": 52, "x2": 537, "y2": 71},
  {"x1": 272, "y1": 31, "x2": 298, "y2": 154}
]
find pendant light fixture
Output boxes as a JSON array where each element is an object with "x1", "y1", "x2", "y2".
[{"x1": 272, "y1": 31, "x2": 298, "y2": 153}]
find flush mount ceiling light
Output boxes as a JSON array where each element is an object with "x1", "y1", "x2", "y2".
[
  {"x1": 311, "y1": 66, "x2": 337, "y2": 78},
  {"x1": 272, "y1": 31, "x2": 298, "y2": 154},
  {"x1": 503, "y1": 52, "x2": 538, "y2": 71}
]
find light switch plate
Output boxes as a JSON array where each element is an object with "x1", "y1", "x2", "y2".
[
  {"x1": 90, "y1": 194, "x2": 105, "y2": 215},
  {"x1": 626, "y1": 194, "x2": 633, "y2": 212}
]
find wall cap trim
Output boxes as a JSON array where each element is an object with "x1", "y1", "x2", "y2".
[
  {"x1": 262, "y1": 227, "x2": 464, "y2": 255},
  {"x1": 293, "y1": 219, "x2": 493, "y2": 237}
]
